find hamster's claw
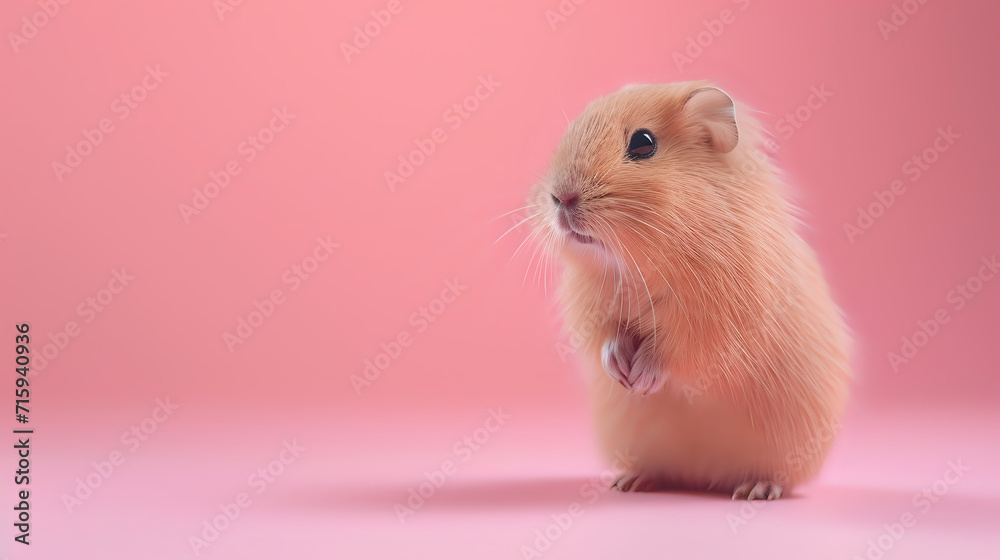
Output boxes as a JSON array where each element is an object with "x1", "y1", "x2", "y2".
[
  {"x1": 601, "y1": 334, "x2": 665, "y2": 396},
  {"x1": 732, "y1": 481, "x2": 783, "y2": 500},
  {"x1": 601, "y1": 335, "x2": 637, "y2": 389},
  {"x1": 613, "y1": 472, "x2": 656, "y2": 492}
]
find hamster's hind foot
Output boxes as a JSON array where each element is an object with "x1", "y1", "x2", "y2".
[
  {"x1": 612, "y1": 472, "x2": 659, "y2": 492},
  {"x1": 601, "y1": 332, "x2": 665, "y2": 396},
  {"x1": 732, "y1": 481, "x2": 783, "y2": 500}
]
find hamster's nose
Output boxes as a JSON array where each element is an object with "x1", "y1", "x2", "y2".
[{"x1": 552, "y1": 193, "x2": 579, "y2": 209}]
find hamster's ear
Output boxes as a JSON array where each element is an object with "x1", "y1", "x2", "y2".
[{"x1": 684, "y1": 87, "x2": 738, "y2": 153}]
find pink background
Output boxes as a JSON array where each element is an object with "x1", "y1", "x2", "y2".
[{"x1": 2, "y1": 1, "x2": 998, "y2": 558}]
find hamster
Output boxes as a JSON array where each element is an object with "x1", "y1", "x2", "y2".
[{"x1": 527, "y1": 82, "x2": 849, "y2": 500}]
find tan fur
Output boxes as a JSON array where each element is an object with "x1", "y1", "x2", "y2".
[{"x1": 528, "y1": 82, "x2": 849, "y2": 498}]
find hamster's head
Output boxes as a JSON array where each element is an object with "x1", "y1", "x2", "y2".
[{"x1": 529, "y1": 82, "x2": 756, "y2": 272}]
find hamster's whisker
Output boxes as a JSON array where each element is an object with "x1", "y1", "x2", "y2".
[
  {"x1": 493, "y1": 203, "x2": 541, "y2": 222},
  {"x1": 581, "y1": 217, "x2": 615, "y2": 338},
  {"x1": 620, "y1": 213, "x2": 712, "y2": 337},
  {"x1": 601, "y1": 202, "x2": 670, "y2": 240},
  {"x1": 611, "y1": 208, "x2": 697, "y2": 339},
  {"x1": 642, "y1": 250, "x2": 694, "y2": 336},
  {"x1": 602, "y1": 198, "x2": 661, "y2": 218},
  {"x1": 558, "y1": 104, "x2": 571, "y2": 127},
  {"x1": 513, "y1": 211, "x2": 554, "y2": 259},
  {"x1": 523, "y1": 226, "x2": 550, "y2": 289},
  {"x1": 594, "y1": 213, "x2": 636, "y2": 334},
  {"x1": 591, "y1": 167, "x2": 615, "y2": 192},
  {"x1": 543, "y1": 229, "x2": 560, "y2": 295},
  {"x1": 495, "y1": 210, "x2": 544, "y2": 245},
  {"x1": 536, "y1": 231, "x2": 546, "y2": 293},
  {"x1": 510, "y1": 219, "x2": 547, "y2": 268},
  {"x1": 590, "y1": 214, "x2": 626, "y2": 339},
  {"x1": 616, "y1": 226, "x2": 658, "y2": 348},
  {"x1": 594, "y1": 247, "x2": 610, "y2": 321},
  {"x1": 532, "y1": 226, "x2": 557, "y2": 292},
  {"x1": 536, "y1": 228, "x2": 556, "y2": 292},
  {"x1": 509, "y1": 228, "x2": 538, "y2": 264}
]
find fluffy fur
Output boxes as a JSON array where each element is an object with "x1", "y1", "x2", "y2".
[{"x1": 526, "y1": 81, "x2": 849, "y2": 500}]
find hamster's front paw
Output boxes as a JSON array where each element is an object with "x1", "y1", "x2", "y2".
[{"x1": 601, "y1": 333, "x2": 665, "y2": 396}]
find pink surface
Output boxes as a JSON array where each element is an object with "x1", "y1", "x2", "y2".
[
  {"x1": 1, "y1": 1, "x2": 998, "y2": 558},
  {"x1": 10, "y1": 404, "x2": 1000, "y2": 559}
]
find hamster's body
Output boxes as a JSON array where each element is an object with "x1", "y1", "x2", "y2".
[{"x1": 530, "y1": 82, "x2": 849, "y2": 499}]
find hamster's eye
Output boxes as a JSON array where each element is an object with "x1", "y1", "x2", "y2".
[{"x1": 627, "y1": 129, "x2": 657, "y2": 160}]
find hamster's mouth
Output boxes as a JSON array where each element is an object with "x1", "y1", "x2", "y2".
[
  {"x1": 557, "y1": 212, "x2": 597, "y2": 245},
  {"x1": 568, "y1": 229, "x2": 595, "y2": 244}
]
